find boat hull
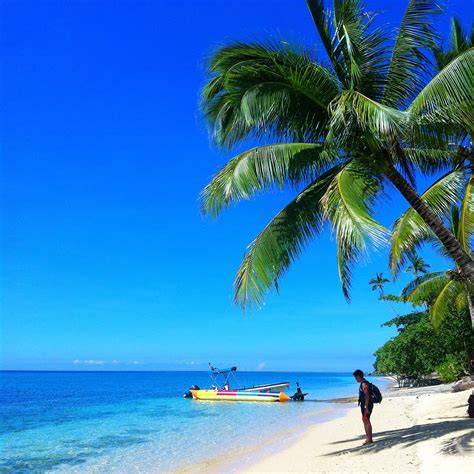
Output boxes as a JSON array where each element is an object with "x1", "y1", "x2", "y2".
[{"x1": 190, "y1": 389, "x2": 290, "y2": 402}]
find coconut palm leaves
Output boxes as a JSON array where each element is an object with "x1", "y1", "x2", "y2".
[
  {"x1": 201, "y1": 143, "x2": 332, "y2": 217},
  {"x1": 201, "y1": 0, "x2": 474, "y2": 308},
  {"x1": 321, "y1": 162, "x2": 388, "y2": 298},
  {"x1": 396, "y1": 177, "x2": 474, "y2": 328},
  {"x1": 233, "y1": 166, "x2": 341, "y2": 307},
  {"x1": 390, "y1": 170, "x2": 467, "y2": 275},
  {"x1": 383, "y1": 0, "x2": 441, "y2": 108},
  {"x1": 306, "y1": 0, "x2": 387, "y2": 95},
  {"x1": 231, "y1": 162, "x2": 387, "y2": 307},
  {"x1": 458, "y1": 176, "x2": 474, "y2": 250},
  {"x1": 202, "y1": 42, "x2": 339, "y2": 147},
  {"x1": 401, "y1": 269, "x2": 472, "y2": 328},
  {"x1": 408, "y1": 48, "x2": 474, "y2": 132}
]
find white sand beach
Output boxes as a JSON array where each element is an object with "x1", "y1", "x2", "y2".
[{"x1": 242, "y1": 386, "x2": 473, "y2": 474}]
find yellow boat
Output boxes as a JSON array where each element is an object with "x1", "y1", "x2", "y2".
[
  {"x1": 184, "y1": 364, "x2": 292, "y2": 402},
  {"x1": 190, "y1": 389, "x2": 290, "y2": 402}
]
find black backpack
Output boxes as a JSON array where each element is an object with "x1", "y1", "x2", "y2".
[{"x1": 368, "y1": 382, "x2": 383, "y2": 404}]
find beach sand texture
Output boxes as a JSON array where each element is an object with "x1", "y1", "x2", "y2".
[{"x1": 243, "y1": 387, "x2": 473, "y2": 473}]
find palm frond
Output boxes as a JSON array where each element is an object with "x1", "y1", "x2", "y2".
[
  {"x1": 321, "y1": 161, "x2": 389, "y2": 298},
  {"x1": 450, "y1": 18, "x2": 470, "y2": 55},
  {"x1": 454, "y1": 289, "x2": 468, "y2": 313},
  {"x1": 202, "y1": 41, "x2": 340, "y2": 148},
  {"x1": 328, "y1": 91, "x2": 407, "y2": 149},
  {"x1": 430, "y1": 280, "x2": 463, "y2": 328},
  {"x1": 400, "y1": 147, "x2": 453, "y2": 175},
  {"x1": 201, "y1": 143, "x2": 333, "y2": 217},
  {"x1": 306, "y1": 0, "x2": 345, "y2": 80},
  {"x1": 390, "y1": 169, "x2": 466, "y2": 276},
  {"x1": 408, "y1": 48, "x2": 474, "y2": 132},
  {"x1": 401, "y1": 271, "x2": 448, "y2": 303},
  {"x1": 233, "y1": 166, "x2": 342, "y2": 309},
  {"x1": 383, "y1": 0, "x2": 441, "y2": 108},
  {"x1": 308, "y1": 0, "x2": 387, "y2": 96},
  {"x1": 458, "y1": 176, "x2": 474, "y2": 251}
]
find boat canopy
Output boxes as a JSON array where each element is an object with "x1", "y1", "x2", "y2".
[{"x1": 210, "y1": 365, "x2": 237, "y2": 375}]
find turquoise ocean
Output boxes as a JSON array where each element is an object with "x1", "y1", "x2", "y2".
[{"x1": 1, "y1": 371, "x2": 386, "y2": 472}]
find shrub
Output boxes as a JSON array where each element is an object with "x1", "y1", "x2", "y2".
[{"x1": 436, "y1": 354, "x2": 466, "y2": 383}]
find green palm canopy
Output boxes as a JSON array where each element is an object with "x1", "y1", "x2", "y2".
[
  {"x1": 393, "y1": 176, "x2": 474, "y2": 328},
  {"x1": 201, "y1": 0, "x2": 474, "y2": 309}
]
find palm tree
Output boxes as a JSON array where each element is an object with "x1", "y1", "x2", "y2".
[
  {"x1": 201, "y1": 0, "x2": 474, "y2": 309},
  {"x1": 394, "y1": 176, "x2": 474, "y2": 328},
  {"x1": 405, "y1": 256, "x2": 431, "y2": 276},
  {"x1": 369, "y1": 273, "x2": 390, "y2": 298}
]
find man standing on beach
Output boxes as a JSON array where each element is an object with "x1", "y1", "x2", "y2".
[{"x1": 353, "y1": 369, "x2": 373, "y2": 445}]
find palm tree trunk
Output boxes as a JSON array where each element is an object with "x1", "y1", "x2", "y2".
[
  {"x1": 464, "y1": 283, "x2": 474, "y2": 330},
  {"x1": 384, "y1": 164, "x2": 474, "y2": 282},
  {"x1": 380, "y1": 291, "x2": 398, "y2": 317}
]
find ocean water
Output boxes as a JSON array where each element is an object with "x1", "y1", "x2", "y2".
[{"x1": 1, "y1": 371, "x2": 384, "y2": 473}]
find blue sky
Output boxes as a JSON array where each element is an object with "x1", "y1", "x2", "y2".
[{"x1": 2, "y1": 0, "x2": 471, "y2": 372}]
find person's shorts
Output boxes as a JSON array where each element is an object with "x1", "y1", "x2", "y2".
[{"x1": 361, "y1": 403, "x2": 373, "y2": 418}]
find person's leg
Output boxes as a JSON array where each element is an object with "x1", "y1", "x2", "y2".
[{"x1": 363, "y1": 415, "x2": 373, "y2": 443}]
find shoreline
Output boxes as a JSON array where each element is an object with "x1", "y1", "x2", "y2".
[
  {"x1": 172, "y1": 402, "x2": 351, "y2": 473},
  {"x1": 243, "y1": 384, "x2": 473, "y2": 473},
  {"x1": 173, "y1": 383, "x2": 473, "y2": 473},
  {"x1": 172, "y1": 377, "x2": 394, "y2": 473}
]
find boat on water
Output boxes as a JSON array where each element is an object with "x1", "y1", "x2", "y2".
[
  {"x1": 190, "y1": 388, "x2": 290, "y2": 402},
  {"x1": 184, "y1": 365, "x2": 292, "y2": 402}
]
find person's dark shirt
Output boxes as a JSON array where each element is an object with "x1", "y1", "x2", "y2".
[{"x1": 358, "y1": 380, "x2": 369, "y2": 406}]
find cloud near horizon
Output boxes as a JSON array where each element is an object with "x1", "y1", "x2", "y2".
[{"x1": 73, "y1": 359, "x2": 141, "y2": 366}]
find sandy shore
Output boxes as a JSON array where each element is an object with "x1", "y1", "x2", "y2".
[{"x1": 243, "y1": 385, "x2": 473, "y2": 473}]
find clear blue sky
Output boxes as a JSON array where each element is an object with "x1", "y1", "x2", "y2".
[{"x1": 2, "y1": 0, "x2": 471, "y2": 372}]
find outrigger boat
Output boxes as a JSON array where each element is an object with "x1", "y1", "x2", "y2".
[{"x1": 184, "y1": 365, "x2": 292, "y2": 402}]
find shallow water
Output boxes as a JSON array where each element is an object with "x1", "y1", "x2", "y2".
[{"x1": 1, "y1": 371, "x2": 384, "y2": 472}]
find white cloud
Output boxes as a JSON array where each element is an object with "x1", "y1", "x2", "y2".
[
  {"x1": 72, "y1": 359, "x2": 105, "y2": 365},
  {"x1": 72, "y1": 359, "x2": 142, "y2": 366},
  {"x1": 256, "y1": 362, "x2": 266, "y2": 371}
]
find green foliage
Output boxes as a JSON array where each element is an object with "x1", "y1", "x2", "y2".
[
  {"x1": 233, "y1": 166, "x2": 341, "y2": 308},
  {"x1": 390, "y1": 170, "x2": 467, "y2": 277},
  {"x1": 374, "y1": 313, "x2": 444, "y2": 376},
  {"x1": 436, "y1": 354, "x2": 466, "y2": 383},
  {"x1": 320, "y1": 162, "x2": 389, "y2": 299},
  {"x1": 381, "y1": 311, "x2": 424, "y2": 332},
  {"x1": 374, "y1": 309, "x2": 473, "y2": 378},
  {"x1": 383, "y1": 0, "x2": 441, "y2": 108},
  {"x1": 408, "y1": 48, "x2": 474, "y2": 131}
]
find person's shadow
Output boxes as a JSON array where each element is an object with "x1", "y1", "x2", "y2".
[{"x1": 325, "y1": 417, "x2": 474, "y2": 456}]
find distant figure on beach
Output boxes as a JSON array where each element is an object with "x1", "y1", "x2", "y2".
[{"x1": 353, "y1": 369, "x2": 373, "y2": 445}]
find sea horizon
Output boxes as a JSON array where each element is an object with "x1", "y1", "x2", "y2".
[{"x1": 0, "y1": 369, "x2": 362, "y2": 373}]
